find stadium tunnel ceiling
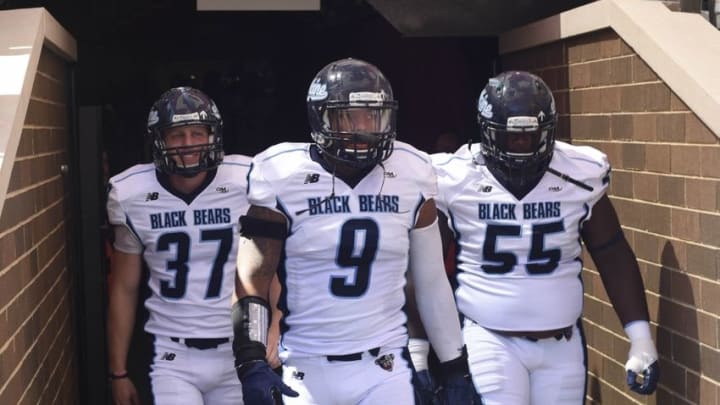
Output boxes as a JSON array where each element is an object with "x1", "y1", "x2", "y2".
[
  {"x1": 365, "y1": 0, "x2": 595, "y2": 36},
  {"x1": 1, "y1": 0, "x2": 596, "y2": 38}
]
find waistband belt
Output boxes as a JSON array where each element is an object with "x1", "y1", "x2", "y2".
[
  {"x1": 170, "y1": 337, "x2": 230, "y2": 350},
  {"x1": 326, "y1": 347, "x2": 381, "y2": 362},
  {"x1": 491, "y1": 326, "x2": 573, "y2": 342}
]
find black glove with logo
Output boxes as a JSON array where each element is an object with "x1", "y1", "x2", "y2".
[{"x1": 438, "y1": 348, "x2": 482, "y2": 405}]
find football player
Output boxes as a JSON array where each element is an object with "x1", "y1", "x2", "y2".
[
  {"x1": 231, "y1": 58, "x2": 478, "y2": 404},
  {"x1": 107, "y1": 87, "x2": 261, "y2": 405},
  {"x1": 431, "y1": 71, "x2": 660, "y2": 404}
]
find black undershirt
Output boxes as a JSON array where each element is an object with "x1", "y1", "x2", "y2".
[
  {"x1": 156, "y1": 168, "x2": 217, "y2": 205},
  {"x1": 309, "y1": 145, "x2": 374, "y2": 189}
]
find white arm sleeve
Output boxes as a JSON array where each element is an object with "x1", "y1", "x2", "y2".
[{"x1": 409, "y1": 218, "x2": 464, "y2": 363}]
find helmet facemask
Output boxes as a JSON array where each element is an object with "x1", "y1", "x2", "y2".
[
  {"x1": 312, "y1": 98, "x2": 396, "y2": 169},
  {"x1": 480, "y1": 116, "x2": 555, "y2": 189},
  {"x1": 152, "y1": 124, "x2": 224, "y2": 177}
]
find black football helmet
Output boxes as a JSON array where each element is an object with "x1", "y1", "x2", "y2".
[
  {"x1": 147, "y1": 87, "x2": 224, "y2": 176},
  {"x1": 307, "y1": 58, "x2": 398, "y2": 169},
  {"x1": 476, "y1": 71, "x2": 557, "y2": 193}
]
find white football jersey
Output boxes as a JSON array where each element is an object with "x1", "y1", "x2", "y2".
[
  {"x1": 107, "y1": 155, "x2": 252, "y2": 338},
  {"x1": 248, "y1": 141, "x2": 437, "y2": 358},
  {"x1": 433, "y1": 141, "x2": 609, "y2": 331}
]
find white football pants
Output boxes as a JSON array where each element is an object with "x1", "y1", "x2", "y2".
[
  {"x1": 464, "y1": 319, "x2": 586, "y2": 405},
  {"x1": 150, "y1": 335, "x2": 243, "y2": 405},
  {"x1": 281, "y1": 347, "x2": 414, "y2": 404}
]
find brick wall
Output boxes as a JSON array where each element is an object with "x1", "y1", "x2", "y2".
[
  {"x1": 0, "y1": 48, "x2": 79, "y2": 404},
  {"x1": 503, "y1": 29, "x2": 720, "y2": 404},
  {"x1": 660, "y1": 1, "x2": 682, "y2": 11},
  {"x1": 654, "y1": 1, "x2": 697, "y2": 12}
]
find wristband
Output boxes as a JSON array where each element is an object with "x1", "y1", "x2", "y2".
[
  {"x1": 408, "y1": 338, "x2": 430, "y2": 372},
  {"x1": 624, "y1": 320, "x2": 652, "y2": 341}
]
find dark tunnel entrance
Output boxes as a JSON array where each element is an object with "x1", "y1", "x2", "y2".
[
  {"x1": 4, "y1": 1, "x2": 497, "y2": 403},
  {"x1": 75, "y1": 1, "x2": 497, "y2": 174}
]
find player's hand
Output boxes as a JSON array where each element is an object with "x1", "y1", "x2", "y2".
[
  {"x1": 266, "y1": 342, "x2": 281, "y2": 369},
  {"x1": 111, "y1": 377, "x2": 141, "y2": 405},
  {"x1": 438, "y1": 348, "x2": 482, "y2": 404},
  {"x1": 625, "y1": 338, "x2": 659, "y2": 395},
  {"x1": 413, "y1": 369, "x2": 442, "y2": 405},
  {"x1": 266, "y1": 323, "x2": 282, "y2": 369},
  {"x1": 237, "y1": 360, "x2": 299, "y2": 404},
  {"x1": 440, "y1": 373, "x2": 482, "y2": 405}
]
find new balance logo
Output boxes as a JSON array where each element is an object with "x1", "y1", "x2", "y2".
[
  {"x1": 145, "y1": 192, "x2": 159, "y2": 201},
  {"x1": 304, "y1": 173, "x2": 320, "y2": 184},
  {"x1": 548, "y1": 186, "x2": 562, "y2": 192},
  {"x1": 384, "y1": 171, "x2": 397, "y2": 178},
  {"x1": 216, "y1": 186, "x2": 229, "y2": 193},
  {"x1": 161, "y1": 352, "x2": 176, "y2": 361},
  {"x1": 480, "y1": 185, "x2": 493, "y2": 193}
]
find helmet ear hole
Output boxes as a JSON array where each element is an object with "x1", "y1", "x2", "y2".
[{"x1": 307, "y1": 58, "x2": 398, "y2": 169}]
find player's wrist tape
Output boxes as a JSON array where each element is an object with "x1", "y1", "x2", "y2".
[
  {"x1": 408, "y1": 338, "x2": 430, "y2": 372},
  {"x1": 439, "y1": 346, "x2": 470, "y2": 378},
  {"x1": 108, "y1": 370, "x2": 129, "y2": 380},
  {"x1": 239, "y1": 215, "x2": 287, "y2": 240},
  {"x1": 624, "y1": 320, "x2": 652, "y2": 342},
  {"x1": 232, "y1": 296, "x2": 270, "y2": 364}
]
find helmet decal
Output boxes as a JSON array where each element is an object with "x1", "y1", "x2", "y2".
[
  {"x1": 147, "y1": 109, "x2": 159, "y2": 126},
  {"x1": 478, "y1": 90, "x2": 493, "y2": 119},
  {"x1": 307, "y1": 78, "x2": 328, "y2": 101},
  {"x1": 349, "y1": 91, "x2": 387, "y2": 103},
  {"x1": 172, "y1": 112, "x2": 201, "y2": 123}
]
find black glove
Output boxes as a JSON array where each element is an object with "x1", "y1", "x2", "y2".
[
  {"x1": 413, "y1": 369, "x2": 442, "y2": 405},
  {"x1": 624, "y1": 324, "x2": 660, "y2": 395},
  {"x1": 441, "y1": 372, "x2": 482, "y2": 405},
  {"x1": 626, "y1": 360, "x2": 660, "y2": 395},
  {"x1": 236, "y1": 360, "x2": 299, "y2": 404},
  {"x1": 438, "y1": 348, "x2": 482, "y2": 405}
]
